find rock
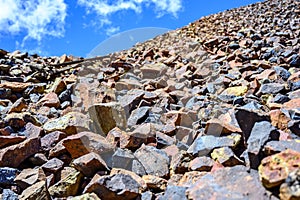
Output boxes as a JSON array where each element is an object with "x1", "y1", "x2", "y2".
[
  {"x1": 37, "y1": 92, "x2": 60, "y2": 108},
  {"x1": 127, "y1": 106, "x2": 150, "y2": 127},
  {"x1": 0, "y1": 82, "x2": 31, "y2": 92},
  {"x1": 170, "y1": 150, "x2": 193, "y2": 174},
  {"x1": 14, "y1": 168, "x2": 46, "y2": 190},
  {"x1": 106, "y1": 127, "x2": 131, "y2": 148},
  {"x1": 41, "y1": 131, "x2": 67, "y2": 151},
  {"x1": 1, "y1": 189, "x2": 18, "y2": 200},
  {"x1": 0, "y1": 167, "x2": 19, "y2": 186},
  {"x1": 112, "y1": 148, "x2": 146, "y2": 176},
  {"x1": 0, "y1": 88, "x2": 11, "y2": 99},
  {"x1": 48, "y1": 170, "x2": 83, "y2": 198},
  {"x1": 0, "y1": 137, "x2": 40, "y2": 167},
  {"x1": 283, "y1": 98, "x2": 300, "y2": 110},
  {"x1": 110, "y1": 168, "x2": 147, "y2": 190},
  {"x1": 68, "y1": 193, "x2": 101, "y2": 200},
  {"x1": 235, "y1": 103, "x2": 270, "y2": 141},
  {"x1": 264, "y1": 140, "x2": 300, "y2": 155},
  {"x1": 288, "y1": 120, "x2": 300, "y2": 136},
  {"x1": 177, "y1": 171, "x2": 207, "y2": 187},
  {"x1": 88, "y1": 102, "x2": 127, "y2": 136},
  {"x1": 247, "y1": 121, "x2": 279, "y2": 168},
  {"x1": 186, "y1": 166, "x2": 270, "y2": 200},
  {"x1": 61, "y1": 131, "x2": 115, "y2": 167},
  {"x1": 71, "y1": 152, "x2": 109, "y2": 177},
  {"x1": 41, "y1": 158, "x2": 64, "y2": 174},
  {"x1": 140, "y1": 63, "x2": 168, "y2": 79},
  {"x1": 269, "y1": 109, "x2": 291, "y2": 130},
  {"x1": 119, "y1": 89, "x2": 144, "y2": 114},
  {"x1": 280, "y1": 169, "x2": 300, "y2": 200},
  {"x1": 205, "y1": 118, "x2": 242, "y2": 136},
  {"x1": 43, "y1": 112, "x2": 91, "y2": 135},
  {"x1": 0, "y1": 135, "x2": 26, "y2": 149},
  {"x1": 157, "y1": 185, "x2": 188, "y2": 200},
  {"x1": 187, "y1": 135, "x2": 239, "y2": 157},
  {"x1": 84, "y1": 173, "x2": 142, "y2": 200},
  {"x1": 211, "y1": 147, "x2": 244, "y2": 167},
  {"x1": 257, "y1": 83, "x2": 285, "y2": 96},
  {"x1": 28, "y1": 153, "x2": 48, "y2": 166},
  {"x1": 142, "y1": 175, "x2": 167, "y2": 191},
  {"x1": 8, "y1": 97, "x2": 27, "y2": 113},
  {"x1": 19, "y1": 181, "x2": 50, "y2": 200},
  {"x1": 259, "y1": 149, "x2": 300, "y2": 188},
  {"x1": 134, "y1": 144, "x2": 170, "y2": 177},
  {"x1": 188, "y1": 156, "x2": 215, "y2": 171}
]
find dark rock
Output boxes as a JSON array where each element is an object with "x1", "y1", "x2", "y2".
[
  {"x1": 41, "y1": 158, "x2": 64, "y2": 174},
  {"x1": 288, "y1": 120, "x2": 300, "y2": 136},
  {"x1": 0, "y1": 167, "x2": 19, "y2": 186},
  {"x1": 84, "y1": 173, "x2": 142, "y2": 200},
  {"x1": 170, "y1": 150, "x2": 193, "y2": 174},
  {"x1": 247, "y1": 121, "x2": 279, "y2": 169},
  {"x1": 272, "y1": 94, "x2": 290, "y2": 103},
  {"x1": 0, "y1": 88, "x2": 11, "y2": 99}
]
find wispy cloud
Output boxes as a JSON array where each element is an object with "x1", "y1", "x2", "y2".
[
  {"x1": 77, "y1": 0, "x2": 183, "y2": 33},
  {"x1": 105, "y1": 26, "x2": 120, "y2": 36},
  {"x1": 0, "y1": 0, "x2": 67, "y2": 46}
]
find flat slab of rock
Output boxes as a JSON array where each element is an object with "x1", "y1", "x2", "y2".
[{"x1": 186, "y1": 165, "x2": 270, "y2": 200}]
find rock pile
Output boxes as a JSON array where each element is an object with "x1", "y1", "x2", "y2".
[{"x1": 0, "y1": 0, "x2": 300, "y2": 199}]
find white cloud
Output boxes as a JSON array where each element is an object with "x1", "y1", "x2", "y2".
[
  {"x1": 0, "y1": 0, "x2": 67, "y2": 45},
  {"x1": 77, "y1": 0, "x2": 183, "y2": 27},
  {"x1": 106, "y1": 26, "x2": 120, "y2": 36}
]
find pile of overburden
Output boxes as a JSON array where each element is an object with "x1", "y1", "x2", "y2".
[{"x1": 0, "y1": 0, "x2": 300, "y2": 199}]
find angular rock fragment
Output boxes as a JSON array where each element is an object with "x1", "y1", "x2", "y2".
[
  {"x1": 259, "y1": 149, "x2": 300, "y2": 188},
  {"x1": 43, "y1": 112, "x2": 91, "y2": 135},
  {"x1": 189, "y1": 156, "x2": 215, "y2": 171},
  {"x1": 14, "y1": 168, "x2": 46, "y2": 190},
  {"x1": 186, "y1": 166, "x2": 270, "y2": 199},
  {"x1": 134, "y1": 144, "x2": 169, "y2": 177},
  {"x1": 142, "y1": 175, "x2": 167, "y2": 191},
  {"x1": 19, "y1": 181, "x2": 50, "y2": 200},
  {"x1": 280, "y1": 169, "x2": 300, "y2": 200},
  {"x1": 0, "y1": 167, "x2": 19, "y2": 186},
  {"x1": 211, "y1": 147, "x2": 244, "y2": 167},
  {"x1": 157, "y1": 185, "x2": 188, "y2": 200}
]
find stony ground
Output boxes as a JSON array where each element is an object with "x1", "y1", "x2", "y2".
[{"x1": 0, "y1": 0, "x2": 300, "y2": 199}]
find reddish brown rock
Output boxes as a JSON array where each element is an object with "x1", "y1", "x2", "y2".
[
  {"x1": 205, "y1": 118, "x2": 242, "y2": 136},
  {"x1": 259, "y1": 149, "x2": 300, "y2": 188},
  {"x1": 19, "y1": 181, "x2": 50, "y2": 200},
  {"x1": 14, "y1": 168, "x2": 46, "y2": 190},
  {"x1": 71, "y1": 152, "x2": 109, "y2": 177},
  {"x1": 283, "y1": 98, "x2": 300, "y2": 110},
  {"x1": 106, "y1": 127, "x2": 130, "y2": 148},
  {"x1": 0, "y1": 135, "x2": 26, "y2": 149},
  {"x1": 0, "y1": 137, "x2": 40, "y2": 167},
  {"x1": 8, "y1": 97, "x2": 27, "y2": 113},
  {"x1": 142, "y1": 175, "x2": 167, "y2": 191},
  {"x1": 269, "y1": 109, "x2": 291, "y2": 130},
  {"x1": 189, "y1": 156, "x2": 215, "y2": 171},
  {"x1": 37, "y1": 92, "x2": 60, "y2": 108}
]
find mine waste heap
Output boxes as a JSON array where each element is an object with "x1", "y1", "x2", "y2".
[{"x1": 0, "y1": 0, "x2": 299, "y2": 199}]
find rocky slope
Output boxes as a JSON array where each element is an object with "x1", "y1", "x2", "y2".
[{"x1": 0, "y1": 0, "x2": 300, "y2": 199}]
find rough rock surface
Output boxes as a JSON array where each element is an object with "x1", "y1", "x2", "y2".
[{"x1": 0, "y1": 0, "x2": 299, "y2": 198}]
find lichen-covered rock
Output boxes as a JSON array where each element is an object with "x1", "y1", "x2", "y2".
[{"x1": 259, "y1": 149, "x2": 300, "y2": 188}]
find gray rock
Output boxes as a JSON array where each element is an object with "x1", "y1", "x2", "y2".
[
  {"x1": 158, "y1": 185, "x2": 187, "y2": 200},
  {"x1": 0, "y1": 167, "x2": 19, "y2": 186}
]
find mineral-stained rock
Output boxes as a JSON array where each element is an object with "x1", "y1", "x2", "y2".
[
  {"x1": 0, "y1": 167, "x2": 19, "y2": 186},
  {"x1": 71, "y1": 152, "x2": 109, "y2": 177},
  {"x1": 211, "y1": 147, "x2": 244, "y2": 167},
  {"x1": 19, "y1": 181, "x2": 50, "y2": 200},
  {"x1": 48, "y1": 169, "x2": 83, "y2": 198},
  {"x1": 68, "y1": 193, "x2": 101, "y2": 200},
  {"x1": 187, "y1": 135, "x2": 239, "y2": 157},
  {"x1": 106, "y1": 127, "x2": 131, "y2": 148},
  {"x1": 0, "y1": 137, "x2": 40, "y2": 167},
  {"x1": 140, "y1": 63, "x2": 168, "y2": 79},
  {"x1": 282, "y1": 98, "x2": 300, "y2": 110},
  {"x1": 8, "y1": 97, "x2": 27, "y2": 113},
  {"x1": 88, "y1": 102, "x2": 127, "y2": 136},
  {"x1": 142, "y1": 175, "x2": 167, "y2": 191},
  {"x1": 177, "y1": 171, "x2": 207, "y2": 187},
  {"x1": 259, "y1": 149, "x2": 300, "y2": 188},
  {"x1": 84, "y1": 173, "x2": 142, "y2": 200},
  {"x1": 280, "y1": 168, "x2": 300, "y2": 200},
  {"x1": 134, "y1": 144, "x2": 170, "y2": 177},
  {"x1": 269, "y1": 109, "x2": 291, "y2": 130},
  {"x1": 0, "y1": 82, "x2": 31, "y2": 92},
  {"x1": 14, "y1": 168, "x2": 46, "y2": 190},
  {"x1": 157, "y1": 185, "x2": 188, "y2": 200},
  {"x1": 188, "y1": 156, "x2": 214, "y2": 171},
  {"x1": 186, "y1": 166, "x2": 270, "y2": 200},
  {"x1": 43, "y1": 112, "x2": 91, "y2": 135},
  {"x1": 61, "y1": 131, "x2": 115, "y2": 167},
  {"x1": 247, "y1": 121, "x2": 279, "y2": 168}
]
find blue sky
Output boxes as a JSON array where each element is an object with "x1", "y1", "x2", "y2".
[{"x1": 0, "y1": 0, "x2": 262, "y2": 57}]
